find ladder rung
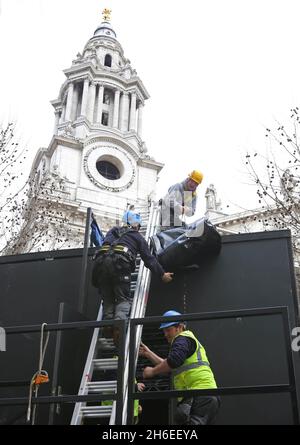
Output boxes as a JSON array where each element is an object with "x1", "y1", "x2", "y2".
[
  {"x1": 97, "y1": 338, "x2": 115, "y2": 351},
  {"x1": 87, "y1": 381, "x2": 117, "y2": 393},
  {"x1": 93, "y1": 358, "x2": 118, "y2": 371},
  {"x1": 98, "y1": 338, "x2": 114, "y2": 345},
  {"x1": 81, "y1": 406, "x2": 113, "y2": 418}
]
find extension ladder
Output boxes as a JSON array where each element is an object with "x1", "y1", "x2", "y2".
[{"x1": 71, "y1": 203, "x2": 160, "y2": 425}]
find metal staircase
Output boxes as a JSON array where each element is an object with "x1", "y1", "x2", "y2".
[{"x1": 71, "y1": 203, "x2": 160, "y2": 425}]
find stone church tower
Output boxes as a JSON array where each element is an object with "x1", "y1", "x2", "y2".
[{"x1": 23, "y1": 10, "x2": 163, "y2": 251}]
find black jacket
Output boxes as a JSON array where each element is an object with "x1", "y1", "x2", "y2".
[{"x1": 104, "y1": 226, "x2": 165, "y2": 277}]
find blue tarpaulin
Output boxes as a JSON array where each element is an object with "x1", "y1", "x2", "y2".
[{"x1": 90, "y1": 216, "x2": 104, "y2": 247}]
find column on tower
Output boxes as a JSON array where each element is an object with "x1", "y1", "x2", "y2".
[
  {"x1": 120, "y1": 92, "x2": 129, "y2": 131},
  {"x1": 71, "y1": 83, "x2": 79, "y2": 121},
  {"x1": 87, "y1": 82, "x2": 96, "y2": 123},
  {"x1": 113, "y1": 89, "x2": 120, "y2": 129},
  {"x1": 129, "y1": 91, "x2": 137, "y2": 131},
  {"x1": 137, "y1": 102, "x2": 144, "y2": 137},
  {"x1": 97, "y1": 84, "x2": 105, "y2": 123},
  {"x1": 80, "y1": 78, "x2": 90, "y2": 118},
  {"x1": 54, "y1": 110, "x2": 60, "y2": 135},
  {"x1": 65, "y1": 82, "x2": 74, "y2": 121},
  {"x1": 61, "y1": 103, "x2": 66, "y2": 123}
]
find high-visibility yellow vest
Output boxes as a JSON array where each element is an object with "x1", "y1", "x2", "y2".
[{"x1": 171, "y1": 330, "x2": 217, "y2": 399}]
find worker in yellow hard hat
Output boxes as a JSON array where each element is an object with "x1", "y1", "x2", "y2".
[{"x1": 160, "y1": 170, "x2": 203, "y2": 228}]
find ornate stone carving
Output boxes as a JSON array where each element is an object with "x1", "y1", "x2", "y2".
[
  {"x1": 140, "y1": 142, "x2": 150, "y2": 159},
  {"x1": 205, "y1": 184, "x2": 222, "y2": 211},
  {"x1": 85, "y1": 136, "x2": 139, "y2": 161},
  {"x1": 42, "y1": 165, "x2": 67, "y2": 192},
  {"x1": 281, "y1": 168, "x2": 300, "y2": 197},
  {"x1": 62, "y1": 122, "x2": 75, "y2": 138},
  {"x1": 103, "y1": 93, "x2": 110, "y2": 104}
]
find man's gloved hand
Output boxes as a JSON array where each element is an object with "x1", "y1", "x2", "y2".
[{"x1": 162, "y1": 272, "x2": 174, "y2": 283}]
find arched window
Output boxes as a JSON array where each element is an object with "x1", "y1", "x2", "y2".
[
  {"x1": 101, "y1": 112, "x2": 109, "y2": 126},
  {"x1": 104, "y1": 54, "x2": 112, "y2": 67}
]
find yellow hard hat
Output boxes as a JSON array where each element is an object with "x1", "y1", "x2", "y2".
[{"x1": 188, "y1": 170, "x2": 203, "y2": 184}]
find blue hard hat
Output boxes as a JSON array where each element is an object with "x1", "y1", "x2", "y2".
[
  {"x1": 159, "y1": 310, "x2": 183, "y2": 329},
  {"x1": 122, "y1": 211, "x2": 142, "y2": 226}
]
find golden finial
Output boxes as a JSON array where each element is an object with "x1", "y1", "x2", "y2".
[{"x1": 102, "y1": 8, "x2": 112, "y2": 22}]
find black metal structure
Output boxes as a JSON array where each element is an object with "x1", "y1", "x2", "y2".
[
  {"x1": 128, "y1": 308, "x2": 299, "y2": 425},
  {"x1": 141, "y1": 230, "x2": 300, "y2": 425},
  {"x1": 0, "y1": 318, "x2": 126, "y2": 425},
  {"x1": 0, "y1": 229, "x2": 299, "y2": 424}
]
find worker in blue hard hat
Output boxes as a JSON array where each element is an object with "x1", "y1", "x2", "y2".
[
  {"x1": 140, "y1": 310, "x2": 220, "y2": 425},
  {"x1": 122, "y1": 204, "x2": 138, "y2": 226},
  {"x1": 92, "y1": 209, "x2": 174, "y2": 345}
]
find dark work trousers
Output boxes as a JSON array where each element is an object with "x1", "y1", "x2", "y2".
[
  {"x1": 97, "y1": 252, "x2": 133, "y2": 321},
  {"x1": 174, "y1": 396, "x2": 220, "y2": 426}
]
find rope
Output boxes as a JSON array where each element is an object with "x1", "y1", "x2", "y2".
[{"x1": 27, "y1": 323, "x2": 50, "y2": 425}]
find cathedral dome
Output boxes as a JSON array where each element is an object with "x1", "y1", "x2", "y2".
[{"x1": 93, "y1": 20, "x2": 117, "y2": 39}]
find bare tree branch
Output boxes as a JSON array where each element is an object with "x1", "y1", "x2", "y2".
[
  {"x1": 0, "y1": 123, "x2": 79, "y2": 255},
  {"x1": 244, "y1": 108, "x2": 300, "y2": 256}
]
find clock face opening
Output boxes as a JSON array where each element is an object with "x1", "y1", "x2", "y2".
[
  {"x1": 84, "y1": 144, "x2": 135, "y2": 192},
  {"x1": 96, "y1": 160, "x2": 120, "y2": 180}
]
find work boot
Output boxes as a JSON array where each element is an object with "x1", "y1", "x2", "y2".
[
  {"x1": 98, "y1": 337, "x2": 115, "y2": 351},
  {"x1": 98, "y1": 325, "x2": 115, "y2": 351}
]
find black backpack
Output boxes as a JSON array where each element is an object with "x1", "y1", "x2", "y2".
[{"x1": 91, "y1": 226, "x2": 136, "y2": 287}]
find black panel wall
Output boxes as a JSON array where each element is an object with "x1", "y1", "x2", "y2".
[
  {"x1": 0, "y1": 248, "x2": 99, "y2": 425},
  {"x1": 146, "y1": 230, "x2": 300, "y2": 425},
  {"x1": 0, "y1": 230, "x2": 299, "y2": 424}
]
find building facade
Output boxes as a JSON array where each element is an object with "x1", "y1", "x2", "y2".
[
  {"x1": 205, "y1": 183, "x2": 300, "y2": 300},
  {"x1": 12, "y1": 11, "x2": 163, "y2": 253}
]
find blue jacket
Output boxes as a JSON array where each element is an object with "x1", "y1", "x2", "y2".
[{"x1": 90, "y1": 219, "x2": 104, "y2": 247}]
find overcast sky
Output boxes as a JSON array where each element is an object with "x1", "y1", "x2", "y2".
[{"x1": 1, "y1": 0, "x2": 300, "y2": 216}]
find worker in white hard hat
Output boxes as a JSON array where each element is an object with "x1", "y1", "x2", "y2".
[
  {"x1": 160, "y1": 170, "x2": 204, "y2": 228},
  {"x1": 140, "y1": 310, "x2": 220, "y2": 425}
]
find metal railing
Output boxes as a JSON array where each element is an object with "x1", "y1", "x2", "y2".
[
  {"x1": 0, "y1": 202, "x2": 160, "y2": 426},
  {"x1": 1, "y1": 306, "x2": 299, "y2": 425},
  {"x1": 127, "y1": 306, "x2": 300, "y2": 425},
  {"x1": 0, "y1": 318, "x2": 127, "y2": 425}
]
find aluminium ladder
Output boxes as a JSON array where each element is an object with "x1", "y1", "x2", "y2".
[{"x1": 71, "y1": 203, "x2": 160, "y2": 425}]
